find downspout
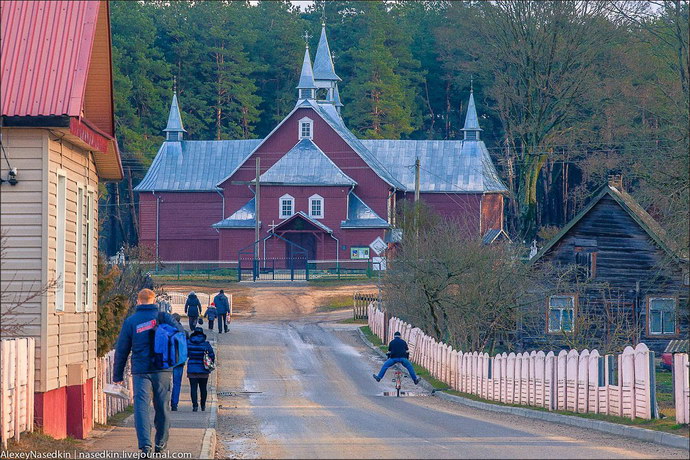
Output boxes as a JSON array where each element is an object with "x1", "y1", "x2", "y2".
[
  {"x1": 387, "y1": 187, "x2": 396, "y2": 225},
  {"x1": 215, "y1": 188, "x2": 225, "y2": 219}
]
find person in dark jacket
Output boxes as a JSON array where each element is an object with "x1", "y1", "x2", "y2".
[
  {"x1": 213, "y1": 290, "x2": 230, "y2": 333},
  {"x1": 169, "y1": 313, "x2": 187, "y2": 411},
  {"x1": 204, "y1": 303, "x2": 218, "y2": 331},
  {"x1": 372, "y1": 331, "x2": 420, "y2": 385},
  {"x1": 186, "y1": 327, "x2": 215, "y2": 411},
  {"x1": 113, "y1": 289, "x2": 184, "y2": 455},
  {"x1": 184, "y1": 291, "x2": 202, "y2": 331}
]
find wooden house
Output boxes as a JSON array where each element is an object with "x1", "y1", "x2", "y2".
[
  {"x1": 527, "y1": 178, "x2": 688, "y2": 352},
  {"x1": 1, "y1": 0, "x2": 122, "y2": 439},
  {"x1": 134, "y1": 25, "x2": 507, "y2": 267}
]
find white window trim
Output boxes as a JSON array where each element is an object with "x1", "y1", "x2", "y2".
[
  {"x1": 280, "y1": 194, "x2": 294, "y2": 219},
  {"x1": 309, "y1": 194, "x2": 324, "y2": 219},
  {"x1": 76, "y1": 184, "x2": 85, "y2": 312},
  {"x1": 55, "y1": 170, "x2": 67, "y2": 312},
  {"x1": 85, "y1": 187, "x2": 95, "y2": 311},
  {"x1": 299, "y1": 117, "x2": 313, "y2": 140},
  {"x1": 547, "y1": 295, "x2": 575, "y2": 333},
  {"x1": 648, "y1": 297, "x2": 676, "y2": 336}
]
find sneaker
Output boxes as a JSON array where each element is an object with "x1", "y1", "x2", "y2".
[
  {"x1": 154, "y1": 445, "x2": 167, "y2": 454},
  {"x1": 201, "y1": 405, "x2": 206, "y2": 412},
  {"x1": 171, "y1": 405, "x2": 177, "y2": 411},
  {"x1": 372, "y1": 374, "x2": 381, "y2": 382},
  {"x1": 192, "y1": 406, "x2": 198, "y2": 412},
  {"x1": 414, "y1": 378, "x2": 421, "y2": 385}
]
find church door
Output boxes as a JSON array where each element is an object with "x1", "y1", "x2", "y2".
[{"x1": 284, "y1": 233, "x2": 316, "y2": 269}]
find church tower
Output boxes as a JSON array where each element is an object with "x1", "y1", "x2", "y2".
[
  {"x1": 312, "y1": 23, "x2": 340, "y2": 104},
  {"x1": 296, "y1": 43, "x2": 317, "y2": 101},
  {"x1": 163, "y1": 92, "x2": 186, "y2": 141}
]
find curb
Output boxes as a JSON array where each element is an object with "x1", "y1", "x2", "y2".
[
  {"x1": 356, "y1": 327, "x2": 689, "y2": 451},
  {"x1": 200, "y1": 338, "x2": 219, "y2": 459}
]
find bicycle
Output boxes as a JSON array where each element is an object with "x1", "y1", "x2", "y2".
[{"x1": 392, "y1": 363, "x2": 406, "y2": 397}]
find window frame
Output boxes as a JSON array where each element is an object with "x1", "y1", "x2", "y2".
[
  {"x1": 646, "y1": 296, "x2": 678, "y2": 337},
  {"x1": 574, "y1": 246, "x2": 597, "y2": 278},
  {"x1": 309, "y1": 194, "x2": 324, "y2": 219},
  {"x1": 55, "y1": 170, "x2": 67, "y2": 312},
  {"x1": 546, "y1": 294, "x2": 577, "y2": 334},
  {"x1": 85, "y1": 187, "x2": 95, "y2": 311},
  {"x1": 279, "y1": 194, "x2": 294, "y2": 219},
  {"x1": 298, "y1": 117, "x2": 313, "y2": 140},
  {"x1": 75, "y1": 184, "x2": 85, "y2": 312}
]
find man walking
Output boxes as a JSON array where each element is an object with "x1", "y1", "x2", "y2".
[
  {"x1": 113, "y1": 289, "x2": 184, "y2": 456},
  {"x1": 184, "y1": 291, "x2": 202, "y2": 331},
  {"x1": 169, "y1": 313, "x2": 187, "y2": 411},
  {"x1": 213, "y1": 290, "x2": 230, "y2": 333}
]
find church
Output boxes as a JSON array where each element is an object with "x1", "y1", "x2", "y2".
[{"x1": 134, "y1": 25, "x2": 507, "y2": 269}]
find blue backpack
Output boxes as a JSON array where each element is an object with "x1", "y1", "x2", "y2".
[{"x1": 153, "y1": 314, "x2": 188, "y2": 369}]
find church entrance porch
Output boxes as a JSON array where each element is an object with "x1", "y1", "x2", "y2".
[{"x1": 237, "y1": 212, "x2": 332, "y2": 281}]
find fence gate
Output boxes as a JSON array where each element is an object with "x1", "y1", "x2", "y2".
[{"x1": 237, "y1": 234, "x2": 309, "y2": 281}]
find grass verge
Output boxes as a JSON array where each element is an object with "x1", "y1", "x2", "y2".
[
  {"x1": 1, "y1": 431, "x2": 85, "y2": 454},
  {"x1": 359, "y1": 326, "x2": 688, "y2": 437},
  {"x1": 339, "y1": 317, "x2": 368, "y2": 324},
  {"x1": 317, "y1": 294, "x2": 353, "y2": 312},
  {"x1": 106, "y1": 405, "x2": 134, "y2": 427}
]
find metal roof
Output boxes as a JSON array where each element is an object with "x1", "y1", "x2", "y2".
[
  {"x1": 259, "y1": 138, "x2": 356, "y2": 186},
  {"x1": 274, "y1": 211, "x2": 334, "y2": 234},
  {"x1": 462, "y1": 91, "x2": 482, "y2": 132},
  {"x1": 134, "y1": 139, "x2": 261, "y2": 192},
  {"x1": 482, "y1": 228, "x2": 510, "y2": 245},
  {"x1": 297, "y1": 47, "x2": 317, "y2": 90},
  {"x1": 341, "y1": 192, "x2": 390, "y2": 228},
  {"x1": 313, "y1": 25, "x2": 340, "y2": 82},
  {"x1": 164, "y1": 93, "x2": 186, "y2": 133},
  {"x1": 212, "y1": 198, "x2": 255, "y2": 228},
  {"x1": 361, "y1": 139, "x2": 508, "y2": 193},
  {"x1": 1, "y1": 1, "x2": 101, "y2": 118},
  {"x1": 309, "y1": 101, "x2": 405, "y2": 189}
]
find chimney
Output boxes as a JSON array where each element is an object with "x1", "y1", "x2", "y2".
[{"x1": 608, "y1": 174, "x2": 623, "y2": 190}]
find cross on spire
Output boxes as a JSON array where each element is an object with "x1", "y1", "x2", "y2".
[
  {"x1": 470, "y1": 75, "x2": 474, "y2": 93},
  {"x1": 303, "y1": 31, "x2": 312, "y2": 47},
  {"x1": 321, "y1": 4, "x2": 326, "y2": 27},
  {"x1": 173, "y1": 75, "x2": 177, "y2": 93}
]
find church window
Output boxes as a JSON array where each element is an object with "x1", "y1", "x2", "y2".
[
  {"x1": 280, "y1": 194, "x2": 294, "y2": 219},
  {"x1": 299, "y1": 117, "x2": 313, "y2": 140},
  {"x1": 309, "y1": 194, "x2": 323, "y2": 219}
]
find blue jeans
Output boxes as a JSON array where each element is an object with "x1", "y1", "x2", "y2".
[
  {"x1": 171, "y1": 365, "x2": 184, "y2": 407},
  {"x1": 376, "y1": 358, "x2": 418, "y2": 381},
  {"x1": 132, "y1": 372, "x2": 171, "y2": 451}
]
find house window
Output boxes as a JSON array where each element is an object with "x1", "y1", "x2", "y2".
[
  {"x1": 574, "y1": 246, "x2": 597, "y2": 278},
  {"x1": 309, "y1": 194, "x2": 323, "y2": 219},
  {"x1": 648, "y1": 297, "x2": 676, "y2": 336},
  {"x1": 85, "y1": 189, "x2": 95, "y2": 311},
  {"x1": 76, "y1": 186, "x2": 85, "y2": 312},
  {"x1": 280, "y1": 194, "x2": 294, "y2": 218},
  {"x1": 299, "y1": 117, "x2": 313, "y2": 140},
  {"x1": 547, "y1": 295, "x2": 575, "y2": 333},
  {"x1": 56, "y1": 172, "x2": 67, "y2": 312}
]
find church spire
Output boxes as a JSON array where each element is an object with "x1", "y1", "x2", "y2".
[
  {"x1": 461, "y1": 87, "x2": 482, "y2": 141},
  {"x1": 313, "y1": 23, "x2": 340, "y2": 82},
  {"x1": 333, "y1": 83, "x2": 344, "y2": 114},
  {"x1": 163, "y1": 92, "x2": 186, "y2": 141},
  {"x1": 296, "y1": 37, "x2": 317, "y2": 101}
]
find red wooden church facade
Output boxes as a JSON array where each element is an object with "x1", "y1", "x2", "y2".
[{"x1": 135, "y1": 26, "x2": 507, "y2": 265}]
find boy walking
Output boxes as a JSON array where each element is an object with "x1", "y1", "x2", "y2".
[{"x1": 113, "y1": 289, "x2": 184, "y2": 456}]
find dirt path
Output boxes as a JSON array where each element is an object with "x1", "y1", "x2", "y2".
[{"x1": 162, "y1": 281, "x2": 376, "y2": 319}]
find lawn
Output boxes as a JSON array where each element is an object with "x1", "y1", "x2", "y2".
[
  {"x1": 317, "y1": 294, "x2": 353, "y2": 311},
  {"x1": 359, "y1": 326, "x2": 689, "y2": 437}
]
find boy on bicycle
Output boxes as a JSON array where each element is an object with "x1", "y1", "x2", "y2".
[{"x1": 373, "y1": 331, "x2": 420, "y2": 385}]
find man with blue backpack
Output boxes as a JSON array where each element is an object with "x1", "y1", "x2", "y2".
[{"x1": 113, "y1": 289, "x2": 186, "y2": 457}]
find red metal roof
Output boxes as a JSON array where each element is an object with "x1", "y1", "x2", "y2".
[{"x1": 1, "y1": 0, "x2": 100, "y2": 118}]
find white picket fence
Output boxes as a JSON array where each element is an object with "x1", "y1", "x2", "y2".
[
  {"x1": 368, "y1": 305, "x2": 661, "y2": 420},
  {"x1": 673, "y1": 353, "x2": 689, "y2": 424},
  {"x1": 0, "y1": 338, "x2": 35, "y2": 448},
  {"x1": 93, "y1": 350, "x2": 133, "y2": 426}
]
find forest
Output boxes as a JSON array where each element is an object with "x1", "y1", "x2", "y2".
[{"x1": 101, "y1": 0, "x2": 688, "y2": 255}]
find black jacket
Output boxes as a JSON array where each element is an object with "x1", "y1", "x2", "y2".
[
  {"x1": 185, "y1": 294, "x2": 202, "y2": 317},
  {"x1": 388, "y1": 337, "x2": 410, "y2": 359}
]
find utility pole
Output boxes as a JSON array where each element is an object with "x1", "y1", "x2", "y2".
[
  {"x1": 255, "y1": 157, "x2": 260, "y2": 261},
  {"x1": 414, "y1": 157, "x2": 420, "y2": 202}
]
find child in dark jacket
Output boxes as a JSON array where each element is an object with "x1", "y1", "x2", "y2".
[
  {"x1": 204, "y1": 303, "x2": 218, "y2": 331},
  {"x1": 186, "y1": 327, "x2": 215, "y2": 411}
]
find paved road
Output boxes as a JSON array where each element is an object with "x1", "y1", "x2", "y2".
[{"x1": 215, "y1": 312, "x2": 686, "y2": 459}]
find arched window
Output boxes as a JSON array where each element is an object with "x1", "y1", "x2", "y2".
[
  {"x1": 280, "y1": 194, "x2": 294, "y2": 218},
  {"x1": 299, "y1": 117, "x2": 313, "y2": 140},
  {"x1": 309, "y1": 194, "x2": 324, "y2": 219}
]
